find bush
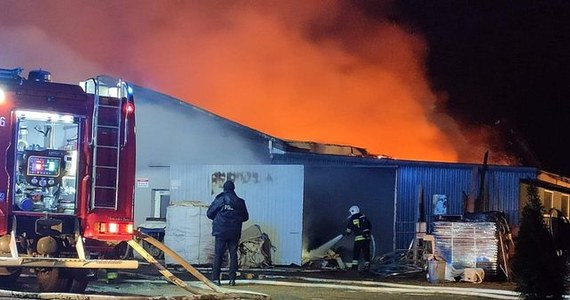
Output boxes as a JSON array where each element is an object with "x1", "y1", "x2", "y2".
[{"x1": 511, "y1": 183, "x2": 567, "y2": 299}]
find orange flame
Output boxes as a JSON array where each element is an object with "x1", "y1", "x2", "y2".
[{"x1": 0, "y1": 1, "x2": 501, "y2": 164}]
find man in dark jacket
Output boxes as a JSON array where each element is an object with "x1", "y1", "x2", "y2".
[
  {"x1": 206, "y1": 180, "x2": 249, "y2": 286},
  {"x1": 344, "y1": 205, "x2": 372, "y2": 272}
]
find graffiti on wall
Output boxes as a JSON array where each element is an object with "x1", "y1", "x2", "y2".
[{"x1": 210, "y1": 171, "x2": 273, "y2": 195}]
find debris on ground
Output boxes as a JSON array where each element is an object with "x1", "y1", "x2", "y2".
[{"x1": 239, "y1": 224, "x2": 276, "y2": 268}]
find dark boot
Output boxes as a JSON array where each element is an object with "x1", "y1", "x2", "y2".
[
  {"x1": 350, "y1": 261, "x2": 359, "y2": 271},
  {"x1": 359, "y1": 262, "x2": 371, "y2": 275},
  {"x1": 229, "y1": 279, "x2": 236, "y2": 286}
]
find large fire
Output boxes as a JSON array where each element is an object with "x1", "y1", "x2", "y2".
[{"x1": 0, "y1": 1, "x2": 498, "y2": 164}]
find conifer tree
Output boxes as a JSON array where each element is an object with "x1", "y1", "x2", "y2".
[{"x1": 511, "y1": 183, "x2": 567, "y2": 299}]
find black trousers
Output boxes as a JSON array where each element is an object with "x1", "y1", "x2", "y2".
[
  {"x1": 352, "y1": 239, "x2": 371, "y2": 264},
  {"x1": 212, "y1": 236, "x2": 239, "y2": 281}
]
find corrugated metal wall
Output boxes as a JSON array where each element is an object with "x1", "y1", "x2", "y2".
[
  {"x1": 395, "y1": 164, "x2": 537, "y2": 250},
  {"x1": 396, "y1": 165, "x2": 474, "y2": 250},
  {"x1": 170, "y1": 164, "x2": 304, "y2": 265},
  {"x1": 273, "y1": 153, "x2": 539, "y2": 255}
]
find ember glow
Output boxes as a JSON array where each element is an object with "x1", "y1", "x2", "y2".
[{"x1": 0, "y1": 1, "x2": 501, "y2": 164}]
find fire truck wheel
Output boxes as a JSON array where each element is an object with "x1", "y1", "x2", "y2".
[
  {"x1": 36, "y1": 268, "x2": 71, "y2": 292},
  {"x1": 0, "y1": 267, "x2": 21, "y2": 287},
  {"x1": 68, "y1": 269, "x2": 89, "y2": 293}
]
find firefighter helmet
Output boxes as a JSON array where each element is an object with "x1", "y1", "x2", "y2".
[{"x1": 349, "y1": 205, "x2": 360, "y2": 215}]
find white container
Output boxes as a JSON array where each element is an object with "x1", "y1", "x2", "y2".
[{"x1": 164, "y1": 202, "x2": 214, "y2": 265}]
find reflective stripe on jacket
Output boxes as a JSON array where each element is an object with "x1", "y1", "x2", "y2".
[{"x1": 346, "y1": 212, "x2": 371, "y2": 241}]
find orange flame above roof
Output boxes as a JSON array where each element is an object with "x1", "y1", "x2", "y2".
[{"x1": 0, "y1": 1, "x2": 503, "y2": 164}]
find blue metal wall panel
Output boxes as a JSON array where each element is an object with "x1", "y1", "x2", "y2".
[
  {"x1": 396, "y1": 165, "x2": 474, "y2": 250},
  {"x1": 395, "y1": 165, "x2": 536, "y2": 250},
  {"x1": 272, "y1": 153, "x2": 538, "y2": 253},
  {"x1": 485, "y1": 170, "x2": 532, "y2": 224}
]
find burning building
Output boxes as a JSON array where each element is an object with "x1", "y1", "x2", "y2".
[{"x1": 124, "y1": 79, "x2": 570, "y2": 267}]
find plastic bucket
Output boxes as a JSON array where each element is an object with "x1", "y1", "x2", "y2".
[{"x1": 427, "y1": 259, "x2": 446, "y2": 283}]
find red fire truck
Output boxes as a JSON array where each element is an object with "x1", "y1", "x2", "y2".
[{"x1": 0, "y1": 68, "x2": 138, "y2": 292}]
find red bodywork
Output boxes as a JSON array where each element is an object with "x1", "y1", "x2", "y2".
[{"x1": 0, "y1": 72, "x2": 136, "y2": 255}]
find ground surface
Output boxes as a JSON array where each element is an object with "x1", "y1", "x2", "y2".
[
  {"x1": 0, "y1": 263, "x2": 520, "y2": 299},
  {"x1": 88, "y1": 263, "x2": 519, "y2": 299}
]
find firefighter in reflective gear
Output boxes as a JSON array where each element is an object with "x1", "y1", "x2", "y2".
[{"x1": 344, "y1": 205, "x2": 372, "y2": 271}]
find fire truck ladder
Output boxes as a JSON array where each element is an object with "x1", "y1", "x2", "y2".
[{"x1": 90, "y1": 78, "x2": 126, "y2": 210}]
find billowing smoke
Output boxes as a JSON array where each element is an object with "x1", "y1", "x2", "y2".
[{"x1": 0, "y1": 1, "x2": 503, "y2": 164}]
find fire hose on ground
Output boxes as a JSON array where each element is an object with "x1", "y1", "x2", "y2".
[
  {"x1": 128, "y1": 230, "x2": 270, "y2": 299},
  {"x1": 0, "y1": 231, "x2": 521, "y2": 299},
  {"x1": 235, "y1": 276, "x2": 520, "y2": 300}
]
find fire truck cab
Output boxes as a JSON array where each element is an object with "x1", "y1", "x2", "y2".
[{"x1": 0, "y1": 68, "x2": 138, "y2": 292}]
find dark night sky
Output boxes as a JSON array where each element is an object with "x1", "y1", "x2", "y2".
[{"x1": 387, "y1": 1, "x2": 570, "y2": 176}]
